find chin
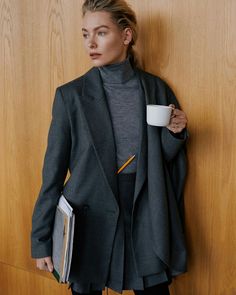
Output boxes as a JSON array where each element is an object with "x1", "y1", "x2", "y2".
[
  {"x1": 91, "y1": 57, "x2": 119, "y2": 67},
  {"x1": 91, "y1": 60, "x2": 106, "y2": 67}
]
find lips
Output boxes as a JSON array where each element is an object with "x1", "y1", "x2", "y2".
[{"x1": 90, "y1": 53, "x2": 101, "y2": 59}]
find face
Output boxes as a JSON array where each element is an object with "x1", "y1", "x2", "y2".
[{"x1": 82, "y1": 11, "x2": 132, "y2": 67}]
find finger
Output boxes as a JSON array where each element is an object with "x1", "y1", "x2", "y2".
[
  {"x1": 172, "y1": 109, "x2": 188, "y2": 123},
  {"x1": 168, "y1": 126, "x2": 184, "y2": 133},
  {"x1": 169, "y1": 104, "x2": 176, "y2": 118},
  {"x1": 172, "y1": 109, "x2": 184, "y2": 116},
  {"x1": 36, "y1": 260, "x2": 47, "y2": 271},
  {"x1": 170, "y1": 117, "x2": 187, "y2": 124},
  {"x1": 167, "y1": 121, "x2": 186, "y2": 133},
  {"x1": 36, "y1": 257, "x2": 53, "y2": 272},
  {"x1": 45, "y1": 257, "x2": 54, "y2": 272}
]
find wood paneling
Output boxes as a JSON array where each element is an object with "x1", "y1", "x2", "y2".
[
  {"x1": 0, "y1": 263, "x2": 71, "y2": 295},
  {"x1": 0, "y1": 0, "x2": 235, "y2": 294}
]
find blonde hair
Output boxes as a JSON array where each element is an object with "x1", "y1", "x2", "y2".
[{"x1": 82, "y1": 0, "x2": 140, "y2": 68}]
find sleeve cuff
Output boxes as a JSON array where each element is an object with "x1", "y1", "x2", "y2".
[
  {"x1": 31, "y1": 239, "x2": 52, "y2": 259},
  {"x1": 161, "y1": 128, "x2": 188, "y2": 161}
]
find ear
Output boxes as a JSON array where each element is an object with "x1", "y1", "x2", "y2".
[{"x1": 123, "y1": 27, "x2": 133, "y2": 45}]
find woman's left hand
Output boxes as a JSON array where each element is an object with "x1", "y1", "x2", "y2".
[{"x1": 167, "y1": 104, "x2": 188, "y2": 133}]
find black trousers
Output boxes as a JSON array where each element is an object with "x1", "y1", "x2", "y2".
[{"x1": 71, "y1": 282, "x2": 170, "y2": 295}]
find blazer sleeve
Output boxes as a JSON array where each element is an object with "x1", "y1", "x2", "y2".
[
  {"x1": 161, "y1": 83, "x2": 188, "y2": 162},
  {"x1": 31, "y1": 88, "x2": 71, "y2": 258}
]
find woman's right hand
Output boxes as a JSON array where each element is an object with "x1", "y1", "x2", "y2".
[{"x1": 36, "y1": 256, "x2": 54, "y2": 272}]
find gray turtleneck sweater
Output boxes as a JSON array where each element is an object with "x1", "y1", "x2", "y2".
[{"x1": 98, "y1": 57, "x2": 142, "y2": 173}]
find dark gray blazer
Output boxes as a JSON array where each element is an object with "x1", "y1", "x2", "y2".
[{"x1": 31, "y1": 66, "x2": 188, "y2": 285}]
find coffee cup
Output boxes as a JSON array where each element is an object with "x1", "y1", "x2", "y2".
[{"x1": 146, "y1": 104, "x2": 172, "y2": 127}]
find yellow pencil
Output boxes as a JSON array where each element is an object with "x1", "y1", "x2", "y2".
[{"x1": 117, "y1": 154, "x2": 136, "y2": 174}]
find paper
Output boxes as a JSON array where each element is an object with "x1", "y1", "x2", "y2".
[{"x1": 52, "y1": 194, "x2": 75, "y2": 283}]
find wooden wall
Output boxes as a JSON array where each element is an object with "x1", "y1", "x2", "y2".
[{"x1": 0, "y1": 0, "x2": 235, "y2": 294}]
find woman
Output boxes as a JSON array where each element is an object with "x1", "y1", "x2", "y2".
[{"x1": 31, "y1": 1, "x2": 188, "y2": 295}]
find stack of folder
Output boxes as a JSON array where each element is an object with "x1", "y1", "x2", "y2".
[{"x1": 52, "y1": 195, "x2": 75, "y2": 283}]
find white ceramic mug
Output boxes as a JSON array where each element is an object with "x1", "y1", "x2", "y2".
[{"x1": 146, "y1": 104, "x2": 172, "y2": 127}]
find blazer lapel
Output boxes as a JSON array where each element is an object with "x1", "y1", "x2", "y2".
[
  {"x1": 79, "y1": 67, "x2": 119, "y2": 205},
  {"x1": 132, "y1": 68, "x2": 156, "y2": 208}
]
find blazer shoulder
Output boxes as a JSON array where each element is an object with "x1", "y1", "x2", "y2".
[
  {"x1": 136, "y1": 67, "x2": 180, "y2": 106},
  {"x1": 56, "y1": 67, "x2": 94, "y2": 96},
  {"x1": 136, "y1": 67, "x2": 170, "y2": 89}
]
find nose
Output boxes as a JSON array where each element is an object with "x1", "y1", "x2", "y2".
[{"x1": 88, "y1": 36, "x2": 97, "y2": 49}]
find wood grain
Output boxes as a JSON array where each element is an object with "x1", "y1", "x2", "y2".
[
  {"x1": 0, "y1": 0, "x2": 236, "y2": 294},
  {"x1": 0, "y1": 262, "x2": 71, "y2": 295}
]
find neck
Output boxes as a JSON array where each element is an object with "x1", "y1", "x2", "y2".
[{"x1": 98, "y1": 56, "x2": 134, "y2": 84}]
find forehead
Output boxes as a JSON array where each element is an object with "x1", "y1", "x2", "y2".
[{"x1": 82, "y1": 11, "x2": 117, "y2": 30}]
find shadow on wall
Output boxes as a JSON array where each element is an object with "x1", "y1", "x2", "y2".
[{"x1": 135, "y1": 15, "x2": 172, "y2": 77}]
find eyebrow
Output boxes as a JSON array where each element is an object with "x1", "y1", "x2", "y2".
[{"x1": 82, "y1": 25, "x2": 110, "y2": 32}]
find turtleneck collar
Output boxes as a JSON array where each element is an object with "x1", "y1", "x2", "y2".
[{"x1": 98, "y1": 55, "x2": 134, "y2": 84}]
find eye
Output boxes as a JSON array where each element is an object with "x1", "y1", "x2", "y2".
[
  {"x1": 82, "y1": 33, "x2": 89, "y2": 39},
  {"x1": 98, "y1": 31, "x2": 107, "y2": 36}
]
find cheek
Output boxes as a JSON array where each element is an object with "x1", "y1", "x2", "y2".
[{"x1": 104, "y1": 38, "x2": 123, "y2": 53}]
